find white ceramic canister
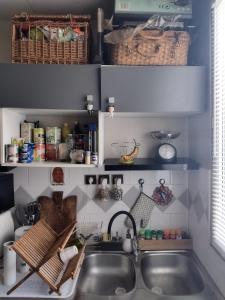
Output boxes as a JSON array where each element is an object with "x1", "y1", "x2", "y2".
[
  {"x1": 3, "y1": 241, "x2": 16, "y2": 286},
  {"x1": 15, "y1": 226, "x2": 31, "y2": 273}
]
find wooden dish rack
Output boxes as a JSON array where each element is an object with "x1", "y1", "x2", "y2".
[{"x1": 7, "y1": 219, "x2": 85, "y2": 296}]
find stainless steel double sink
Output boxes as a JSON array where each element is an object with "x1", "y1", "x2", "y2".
[{"x1": 74, "y1": 250, "x2": 217, "y2": 300}]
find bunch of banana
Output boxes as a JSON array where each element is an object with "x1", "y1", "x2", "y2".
[{"x1": 120, "y1": 139, "x2": 140, "y2": 164}]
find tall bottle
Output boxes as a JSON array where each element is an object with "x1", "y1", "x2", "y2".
[{"x1": 62, "y1": 123, "x2": 71, "y2": 143}]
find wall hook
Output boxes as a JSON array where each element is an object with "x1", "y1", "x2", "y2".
[{"x1": 138, "y1": 178, "x2": 144, "y2": 192}]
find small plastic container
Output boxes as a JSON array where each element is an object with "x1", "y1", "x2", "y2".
[
  {"x1": 163, "y1": 229, "x2": 170, "y2": 240},
  {"x1": 151, "y1": 230, "x2": 157, "y2": 240},
  {"x1": 156, "y1": 230, "x2": 163, "y2": 240},
  {"x1": 145, "y1": 229, "x2": 151, "y2": 240}
]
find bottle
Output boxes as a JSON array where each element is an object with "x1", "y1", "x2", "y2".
[
  {"x1": 85, "y1": 151, "x2": 91, "y2": 165},
  {"x1": 138, "y1": 219, "x2": 145, "y2": 240},
  {"x1": 73, "y1": 121, "x2": 81, "y2": 135},
  {"x1": 62, "y1": 123, "x2": 71, "y2": 143},
  {"x1": 122, "y1": 229, "x2": 132, "y2": 253}
]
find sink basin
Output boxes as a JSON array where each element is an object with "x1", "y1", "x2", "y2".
[
  {"x1": 76, "y1": 253, "x2": 135, "y2": 296},
  {"x1": 141, "y1": 252, "x2": 204, "y2": 296}
]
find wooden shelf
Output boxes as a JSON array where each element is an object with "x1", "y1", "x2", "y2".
[
  {"x1": 104, "y1": 158, "x2": 199, "y2": 171},
  {"x1": 139, "y1": 239, "x2": 193, "y2": 251}
]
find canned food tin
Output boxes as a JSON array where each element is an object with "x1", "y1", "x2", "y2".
[
  {"x1": 5, "y1": 144, "x2": 19, "y2": 163},
  {"x1": 46, "y1": 127, "x2": 61, "y2": 144},
  {"x1": 91, "y1": 152, "x2": 98, "y2": 165},
  {"x1": 33, "y1": 128, "x2": 45, "y2": 144},
  {"x1": 34, "y1": 144, "x2": 46, "y2": 161},
  {"x1": 20, "y1": 122, "x2": 34, "y2": 143},
  {"x1": 46, "y1": 144, "x2": 59, "y2": 161}
]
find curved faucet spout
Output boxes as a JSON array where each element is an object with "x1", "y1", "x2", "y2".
[{"x1": 107, "y1": 210, "x2": 137, "y2": 237}]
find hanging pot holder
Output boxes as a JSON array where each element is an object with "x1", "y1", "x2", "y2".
[
  {"x1": 152, "y1": 179, "x2": 174, "y2": 210},
  {"x1": 126, "y1": 179, "x2": 155, "y2": 228}
]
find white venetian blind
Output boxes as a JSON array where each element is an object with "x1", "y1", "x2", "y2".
[{"x1": 212, "y1": 0, "x2": 225, "y2": 258}]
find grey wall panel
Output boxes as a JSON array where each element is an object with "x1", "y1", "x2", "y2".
[
  {"x1": 0, "y1": 64, "x2": 100, "y2": 110},
  {"x1": 101, "y1": 66, "x2": 206, "y2": 114}
]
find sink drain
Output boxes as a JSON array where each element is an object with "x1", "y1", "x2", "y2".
[
  {"x1": 151, "y1": 286, "x2": 163, "y2": 295},
  {"x1": 115, "y1": 287, "x2": 127, "y2": 296}
]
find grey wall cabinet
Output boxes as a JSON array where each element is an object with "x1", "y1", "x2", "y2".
[
  {"x1": 101, "y1": 66, "x2": 206, "y2": 114},
  {"x1": 0, "y1": 64, "x2": 100, "y2": 110}
]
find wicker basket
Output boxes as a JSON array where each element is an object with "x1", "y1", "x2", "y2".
[
  {"x1": 108, "y1": 30, "x2": 190, "y2": 66},
  {"x1": 12, "y1": 14, "x2": 91, "y2": 64}
]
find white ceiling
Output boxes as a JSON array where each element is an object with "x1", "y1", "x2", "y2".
[{"x1": 0, "y1": 0, "x2": 113, "y2": 20}]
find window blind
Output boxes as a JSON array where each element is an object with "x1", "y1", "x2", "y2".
[{"x1": 211, "y1": 0, "x2": 225, "y2": 258}]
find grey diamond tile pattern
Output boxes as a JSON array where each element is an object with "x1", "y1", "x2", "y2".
[
  {"x1": 14, "y1": 186, "x2": 33, "y2": 205},
  {"x1": 178, "y1": 189, "x2": 191, "y2": 209},
  {"x1": 205, "y1": 203, "x2": 209, "y2": 221},
  {"x1": 68, "y1": 186, "x2": 89, "y2": 212},
  {"x1": 94, "y1": 198, "x2": 118, "y2": 212},
  {"x1": 122, "y1": 186, "x2": 140, "y2": 209},
  {"x1": 193, "y1": 192, "x2": 205, "y2": 220},
  {"x1": 39, "y1": 187, "x2": 53, "y2": 198}
]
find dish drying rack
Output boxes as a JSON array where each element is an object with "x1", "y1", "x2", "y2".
[{"x1": 7, "y1": 219, "x2": 86, "y2": 296}]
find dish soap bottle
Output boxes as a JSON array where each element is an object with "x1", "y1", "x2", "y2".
[{"x1": 122, "y1": 229, "x2": 132, "y2": 253}]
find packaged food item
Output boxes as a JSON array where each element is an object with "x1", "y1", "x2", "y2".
[
  {"x1": 5, "y1": 144, "x2": 19, "y2": 163},
  {"x1": 85, "y1": 151, "x2": 91, "y2": 165},
  {"x1": 19, "y1": 143, "x2": 35, "y2": 163},
  {"x1": 20, "y1": 122, "x2": 34, "y2": 143},
  {"x1": 33, "y1": 128, "x2": 45, "y2": 144},
  {"x1": 34, "y1": 144, "x2": 46, "y2": 161},
  {"x1": 91, "y1": 152, "x2": 98, "y2": 165},
  {"x1": 62, "y1": 123, "x2": 71, "y2": 142},
  {"x1": 46, "y1": 144, "x2": 59, "y2": 161},
  {"x1": 46, "y1": 127, "x2": 61, "y2": 144}
]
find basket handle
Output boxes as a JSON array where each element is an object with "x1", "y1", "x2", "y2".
[{"x1": 135, "y1": 41, "x2": 161, "y2": 58}]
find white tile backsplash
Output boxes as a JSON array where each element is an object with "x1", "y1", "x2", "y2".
[{"x1": 11, "y1": 167, "x2": 189, "y2": 233}]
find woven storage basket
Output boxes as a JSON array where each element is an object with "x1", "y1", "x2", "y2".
[
  {"x1": 12, "y1": 14, "x2": 91, "y2": 64},
  {"x1": 109, "y1": 30, "x2": 190, "y2": 66}
]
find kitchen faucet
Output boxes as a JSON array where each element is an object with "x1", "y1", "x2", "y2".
[{"x1": 107, "y1": 210, "x2": 139, "y2": 259}]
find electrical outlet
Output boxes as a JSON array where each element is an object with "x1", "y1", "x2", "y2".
[
  {"x1": 98, "y1": 175, "x2": 110, "y2": 184},
  {"x1": 112, "y1": 174, "x2": 124, "y2": 185},
  {"x1": 85, "y1": 175, "x2": 97, "y2": 185}
]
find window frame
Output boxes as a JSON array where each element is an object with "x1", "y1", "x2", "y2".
[{"x1": 210, "y1": 0, "x2": 225, "y2": 259}]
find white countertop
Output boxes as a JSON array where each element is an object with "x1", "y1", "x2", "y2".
[{"x1": 0, "y1": 267, "x2": 78, "y2": 299}]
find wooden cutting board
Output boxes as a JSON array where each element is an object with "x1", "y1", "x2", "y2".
[{"x1": 38, "y1": 191, "x2": 77, "y2": 233}]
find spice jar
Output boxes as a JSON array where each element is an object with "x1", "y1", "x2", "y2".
[
  {"x1": 170, "y1": 229, "x2": 176, "y2": 240},
  {"x1": 156, "y1": 230, "x2": 163, "y2": 240},
  {"x1": 151, "y1": 230, "x2": 157, "y2": 240},
  {"x1": 163, "y1": 229, "x2": 170, "y2": 240},
  {"x1": 145, "y1": 229, "x2": 151, "y2": 240}
]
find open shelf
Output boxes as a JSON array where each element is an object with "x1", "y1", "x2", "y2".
[{"x1": 104, "y1": 158, "x2": 199, "y2": 171}]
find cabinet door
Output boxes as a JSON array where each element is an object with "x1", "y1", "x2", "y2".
[
  {"x1": 101, "y1": 66, "x2": 206, "y2": 114},
  {"x1": 0, "y1": 64, "x2": 100, "y2": 110}
]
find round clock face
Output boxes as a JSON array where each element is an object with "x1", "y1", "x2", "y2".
[{"x1": 158, "y1": 143, "x2": 176, "y2": 160}]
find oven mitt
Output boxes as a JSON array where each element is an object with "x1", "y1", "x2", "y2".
[
  {"x1": 125, "y1": 192, "x2": 155, "y2": 228},
  {"x1": 152, "y1": 179, "x2": 173, "y2": 206}
]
